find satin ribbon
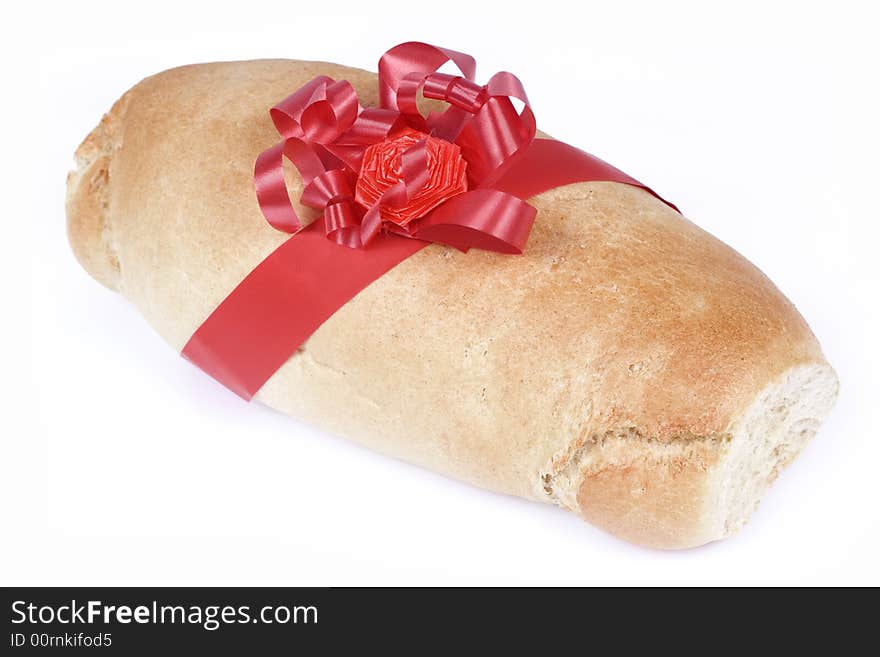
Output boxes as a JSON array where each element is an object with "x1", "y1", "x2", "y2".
[
  {"x1": 253, "y1": 42, "x2": 545, "y2": 253},
  {"x1": 183, "y1": 42, "x2": 679, "y2": 399}
]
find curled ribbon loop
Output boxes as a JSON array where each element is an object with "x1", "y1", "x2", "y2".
[
  {"x1": 414, "y1": 189, "x2": 536, "y2": 254},
  {"x1": 378, "y1": 42, "x2": 477, "y2": 112}
]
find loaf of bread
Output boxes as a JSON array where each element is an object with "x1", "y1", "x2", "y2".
[{"x1": 66, "y1": 59, "x2": 838, "y2": 548}]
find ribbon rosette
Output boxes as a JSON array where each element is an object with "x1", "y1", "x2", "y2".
[
  {"x1": 254, "y1": 42, "x2": 540, "y2": 254},
  {"x1": 183, "y1": 42, "x2": 679, "y2": 400}
]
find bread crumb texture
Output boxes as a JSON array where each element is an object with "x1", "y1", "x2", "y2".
[{"x1": 540, "y1": 362, "x2": 837, "y2": 548}]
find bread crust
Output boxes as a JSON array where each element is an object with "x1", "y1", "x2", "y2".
[
  {"x1": 66, "y1": 60, "x2": 837, "y2": 548},
  {"x1": 66, "y1": 95, "x2": 127, "y2": 291}
]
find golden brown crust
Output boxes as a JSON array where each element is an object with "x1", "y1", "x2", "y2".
[
  {"x1": 576, "y1": 443, "x2": 721, "y2": 549},
  {"x1": 67, "y1": 100, "x2": 127, "y2": 291},
  {"x1": 66, "y1": 60, "x2": 835, "y2": 548}
]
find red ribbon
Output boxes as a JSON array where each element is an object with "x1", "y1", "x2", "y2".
[
  {"x1": 183, "y1": 42, "x2": 679, "y2": 399},
  {"x1": 253, "y1": 42, "x2": 542, "y2": 253}
]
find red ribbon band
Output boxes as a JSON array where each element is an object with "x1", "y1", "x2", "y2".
[{"x1": 182, "y1": 43, "x2": 679, "y2": 399}]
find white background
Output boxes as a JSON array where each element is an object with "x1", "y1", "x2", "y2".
[{"x1": 4, "y1": 0, "x2": 878, "y2": 585}]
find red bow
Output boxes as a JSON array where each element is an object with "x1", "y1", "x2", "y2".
[{"x1": 254, "y1": 42, "x2": 539, "y2": 254}]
